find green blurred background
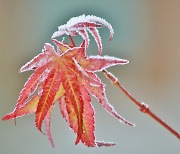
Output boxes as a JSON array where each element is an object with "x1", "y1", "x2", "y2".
[{"x1": 0, "y1": 0, "x2": 180, "y2": 154}]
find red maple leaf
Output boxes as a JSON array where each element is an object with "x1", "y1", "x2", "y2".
[
  {"x1": 2, "y1": 15, "x2": 179, "y2": 149},
  {"x1": 2, "y1": 38, "x2": 134, "y2": 147}
]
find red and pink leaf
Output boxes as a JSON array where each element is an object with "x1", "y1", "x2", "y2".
[
  {"x1": 52, "y1": 15, "x2": 113, "y2": 39},
  {"x1": 73, "y1": 60, "x2": 101, "y2": 86},
  {"x1": 61, "y1": 96, "x2": 78, "y2": 133},
  {"x1": 52, "y1": 39, "x2": 70, "y2": 53},
  {"x1": 2, "y1": 14, "x2": 136, "y2": 148},
  {"x1": 53, "y1": 83, "x2": 65, "y2": 103},
  {"x1": 85, "y1": 71, "x2": 102, "y2": 85},
  {"x1": 78, "y1": 29, "x2": 89, "y2": 49},
  {"x1": 84, "y1": 81, "x2": 134, "y2": 126},
  {"x1": 16, "y1": 62, "x2": 52, "y2": 109},
  {"x1": 20, "y1": 53, "x2": 48, "y2": 72},
  {"x1": 61, "y1": 62, "x2": 84, "y2": 144},
  {"x1": 20, "y1": 44, "x2": 55, "y2": 73},
  {"x1": 44, "y1": 43, "x2": 56, "y2": 55},
  {"x1": 80, "y1": 55, "x2": 129, "y2": 72},
  {"x1": 59, "y1": 96, "x2": 70, "y2": 124},
  {"x1": 45, "y1": 105, "x2": 54, "y2": 147},
  {"x1": 2, "y1": 95, "x2": 39, "y2": 120},
  {"x1": 52, "y1": 15, "x2": 114, "y2": 55},
  {"x1": 79, "y1": 84, "x2": 96, "y2": 147},
  {"x1": 45, "y1": 83, "x2": 65, "y2": 146},
  {"x1": 88, "y1": 27, "x2": 102, "y2": 55},
  {"x1": 35, "y1": 64, "x2": 62, "y2": 132},
  {"x1": 72, "y1": 21, "x2": 101, "y2": 29},
  {"x1": 85, "y1": 15, "x2": 114, "y2": 40},
  {"x1": 61, "y1": 47, "x2": 84, "y2": 59}
]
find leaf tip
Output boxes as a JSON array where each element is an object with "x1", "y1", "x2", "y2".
[
  {"x1": 51, "y1": 31, "x2": 60, "y2": 39},
  {"x1": 2, "y1": 115, "x2": 8, "y2": 121},
  {"x1": 51, "y1": 38, "x2": 58, "y2": 43},
  {"x1": 35, "y1": 117, "x2": 45, "y2": 134}
]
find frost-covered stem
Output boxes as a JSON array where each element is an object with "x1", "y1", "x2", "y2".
[
  {"x1": 69, "y1": 35, "x2": 76, "y2": 47},
  {"x1": 102, "y1": 69, "x2": 180, "y2": 139}
]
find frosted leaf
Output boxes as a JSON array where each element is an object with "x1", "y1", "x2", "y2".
[
  {"x1": 80, "y1": 55, "x2": 129, "y2": 72},
  {"x1": 87, "y1": 27, "x2": 102, "y2": 55},
  {"x1": 73, "y1": 59, "x2": 102, "y2": 86},
  {"x1": 51, "y1": 31, "x2": 64, "y2": 39},
  {"x1": 85, "y1": 15, "x2": 114, "y2": 40},
  {"x1": 84, "y1": 81, "x2": 134, "y2": 126},
  {"x1": 51, "y1": 14, "x2": 114, "y2": 54},
  {"x1": 45, "y1": 106, "x2": 54, "y2": 147},
  {"x1": 78, "y1": 29, "x2": 89, "y2": 49},
  {"x1": 73, "y1": 58, "x2": 88, "y2": 77},
  {"x1": 20, "y1": 43, "x2": 56, "y2": 73},
  {"x1": 19, "y1": 53, "x2": 48, "y2": 72},
  {"x1": 44, "y1": 43, "x2": 56, "y2": 54}
]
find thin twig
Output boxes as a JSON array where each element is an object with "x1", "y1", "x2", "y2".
[
  {"x1": 102, "y1": 69, "x2": 180, "y2": 139},
  {"x1": 69, "y1": 35, "x2": 76, "y2": 47}
]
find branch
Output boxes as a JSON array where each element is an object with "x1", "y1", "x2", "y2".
[{"x1": 102, "y1": 69, "x2": 180, "y2": 139}]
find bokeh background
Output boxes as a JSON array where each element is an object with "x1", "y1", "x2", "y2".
[{"x1": 0, "y1": 0, "x2": 180, "y2": 154}]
